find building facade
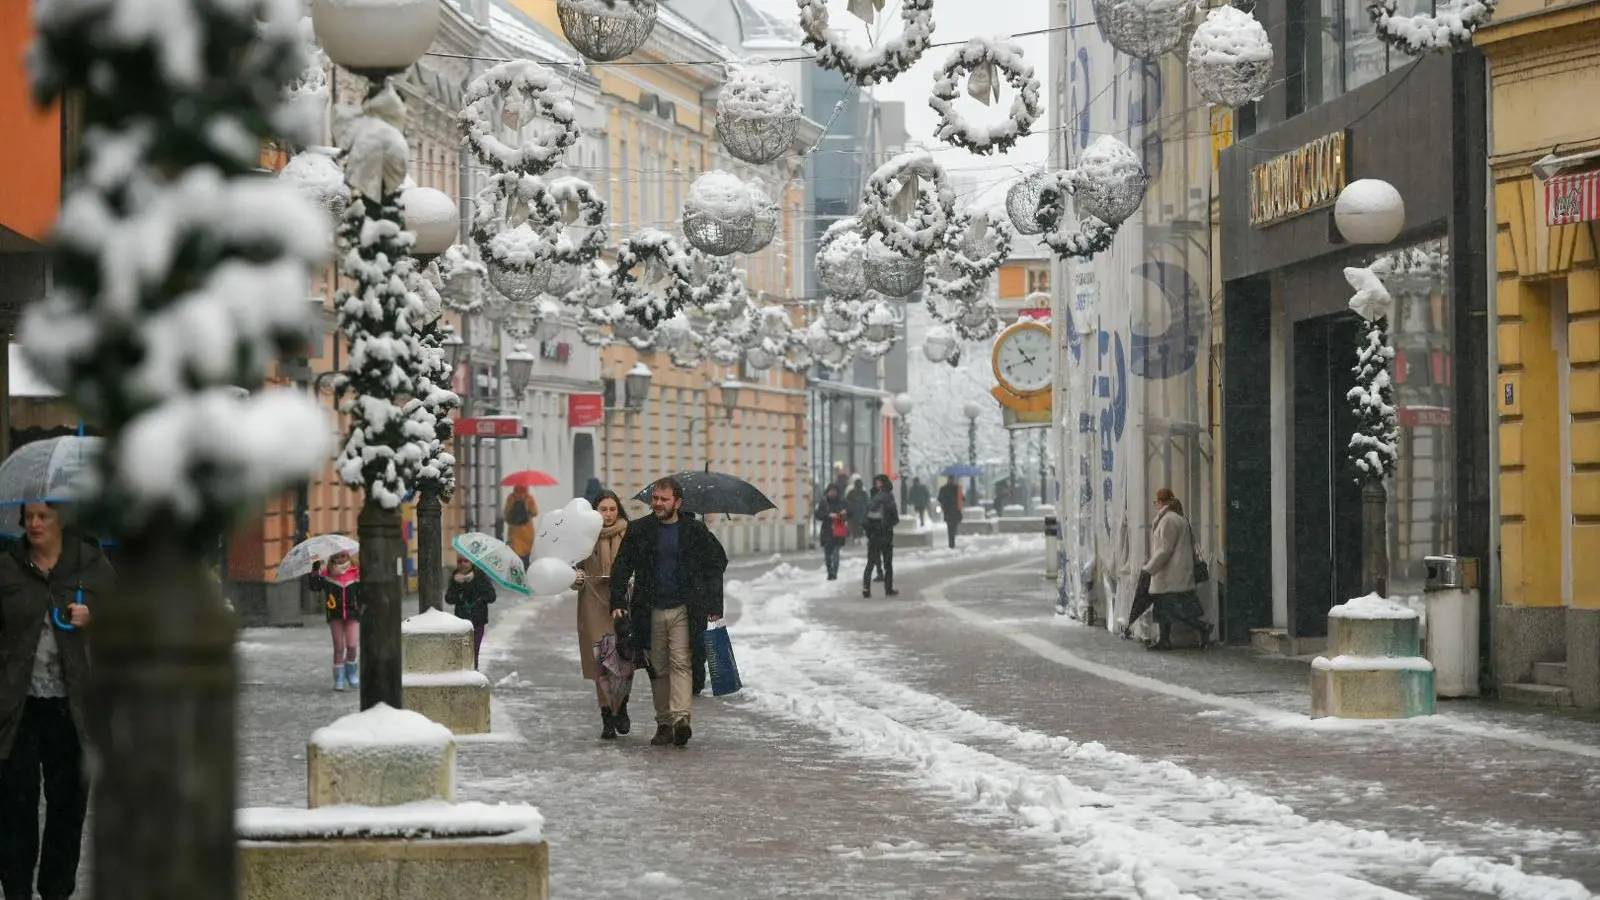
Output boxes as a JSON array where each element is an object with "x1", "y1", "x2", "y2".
[
  {"x1": 1217, "y1": 35, "x2": 1490, "y2": 651},
  {"x1": 1479, "y1": 0, "x2": 1600, "y2": 707}
]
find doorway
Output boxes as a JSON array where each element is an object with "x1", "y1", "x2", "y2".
[
  {"x1": 1291, "y1": 313, "x2": 1365, "y2": 637},
  {"x1": 573, "y1": 432, "x2": 595, "y2": 493}
]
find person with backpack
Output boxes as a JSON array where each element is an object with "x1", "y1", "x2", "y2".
[
  {"x1": 814, "y1": 483, "x2": 848, "y2": 581},
  {"x1": 503, "y1": 486, "x2": 538, "y2": 566}
]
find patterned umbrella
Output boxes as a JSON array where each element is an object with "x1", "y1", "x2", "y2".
[
  {"x1": 275, "y1": 534, "x2": 359, "y2": 581},
  {"x1": 450, "y1": 531, "x2": 531, "y2": 595}
]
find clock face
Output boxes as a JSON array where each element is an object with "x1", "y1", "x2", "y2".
[{"x1": 996, "y1": 325, "x2": 1053, "y2": 394}]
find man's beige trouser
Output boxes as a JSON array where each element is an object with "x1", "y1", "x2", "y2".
[{"x1": 649, "y1": 605, "x2": 692, "y2": 726}]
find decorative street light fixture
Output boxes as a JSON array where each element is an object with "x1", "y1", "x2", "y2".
[
  {"x1": 1334, "y1": 179, "x2": 1406, "y2": 246},
  {"x1": 505, "y1": 342, "x2": 537, "y2": 397},
  {"x1": 402, "y1": 185, "x2": 460, "y2": 262},
  {"x1": 625, "y1": 362, "x2": 654, "y2": 412},
  {"x1": 964, "y1": 401, "x2": 982, "y2": 506},
  {"x1": 720, "y1": 380, "x2": 744, "y2": 420},
  {"x1": 893, "y1": 392, "x2": 913, "y2": 507}
]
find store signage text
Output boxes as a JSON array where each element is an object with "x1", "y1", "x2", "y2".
[{"x1": 1249, "y1": 131, "x2": 1347, "y2": 227}]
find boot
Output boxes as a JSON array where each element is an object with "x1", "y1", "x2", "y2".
[
  {"x1": 885, "y1": 587, "x2": 899, "y2": 596},
  {"x1": 344, "y1": 661, "x2": 359, "y2": 688},
  {"x1": 862, "y1": 587, "x2": 871, "y2": 598},
  {"x1": 650, "y1": 725, "x2": 674, "y2": 746},
  {"x1": 613, "y1": 700, "x2": 631, "y2": 735},
  {"x1": 333, "y1": 665, "x2": 347, "y2": 692},
  {"x1": 600, "y1": 709, "x2": 617, "y2": 740},
  {"x1": 673, "y1": 719, "x2": 692, "y2": 748}
]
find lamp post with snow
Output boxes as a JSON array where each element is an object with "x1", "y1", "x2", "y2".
[
  {"x1": 964, "y1": 401, "x2": 981, "y2": 503},
  {"x1": 603, "y1": 363, "x2": 653, "y2": 487},
  {"x1": 893, "y1": 392, "x2": 914, "y2": 507}
]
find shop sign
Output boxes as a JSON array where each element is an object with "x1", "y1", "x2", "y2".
[
  {"x1": 1397, "y1": 406, "x2": 1451, "y2": 428},
  {"x1": 1248, "y1": 131, "x2": 1347, "y2": 227},
  {"x1": 1546, "y1": 169, "x2": 1600, "y2": 226},
  {"x1": 455, "y1": 416, "x2": 523, "y2": 438},
  {"x1": 568, "y1": 393, "x2": 603, "y2": 428}
]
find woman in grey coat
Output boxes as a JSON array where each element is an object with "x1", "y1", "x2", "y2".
[{"x1": 1139, "y1": 488, "x2": 1212, "y2": 650}]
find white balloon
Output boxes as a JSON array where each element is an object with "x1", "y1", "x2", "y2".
[
  {"x1": 535, "y1": 497, "x2": 604, "y2": 565},
  {"x1": 525, "y1": 557, "x2": 578, "y2": 597}
]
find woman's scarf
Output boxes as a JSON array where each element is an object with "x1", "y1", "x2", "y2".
[{"x1": 590, "y1": 519, "x2": 627, "y2": 578}]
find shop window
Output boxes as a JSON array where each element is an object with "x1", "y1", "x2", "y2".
[
  {"x1": 1343, "y1": 0, "x2": 1388, "y2": 92},
  {"x1": 1026, "y1": 269, "x2": 1051, "y2": 295}
]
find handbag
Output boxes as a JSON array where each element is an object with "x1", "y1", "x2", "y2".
[
  {"x1": 702, "y1": 622, "x2": 743, "y2": 697},
  {"x1": 830, "y1": 515, "x2": 847, "y2": 540},
  {"x1": 1189, "y1": 519, "x2": 1209, "y2": 584}
]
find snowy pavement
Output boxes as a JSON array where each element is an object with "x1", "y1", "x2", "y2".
[{"x1": 217, "y1": 537, "x2": 1594, "y2": 898}]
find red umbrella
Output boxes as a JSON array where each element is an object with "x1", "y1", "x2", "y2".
[{"x1": 501, "y1": 469, "x2": 559, "y2": 488}]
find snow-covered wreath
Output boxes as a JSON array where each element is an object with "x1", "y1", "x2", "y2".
[
  {"x1": 524, "y1": 176, "x2": 609, "y2": 266},
  {"x1": 1367, "y1": 0, "x2": 1496, "y2": 55},
  {"x1": 459, "y1": 61, "x2": 581, "y2": 175},
  {"x1": 612, "y1": 229, "x2": 696, "y2": 329},
  {"x1": 859, "y1": 151, "x2": 956, "y2": 257},
  {"x1": 1034, "y1": 173, "x2": 1119, "y2": 261},
  {"x1": 929, "y1": 37, "x2": 1041, "y2": 156},
  {"x1": 471, "y1": 173, "x2": 606, "y2": 298},
  {"x1": 942, "y1": 207, "x2": 1013, "y2": 280},
  {"x1": 798, "y1": 0, "x2": 936, "y2": 87}
]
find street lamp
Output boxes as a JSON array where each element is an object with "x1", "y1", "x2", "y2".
[
  {"x1": 310, "y1": 0, "x2": 441, "y2": 81},
  {"x1": 1334, "y1": 179, "x2": 1405, "y2": 245},
  {"x1": 964, "y1": 401, "x2": 981, "y2": 508},
  {"x1": 504, "y1": 342, "x2": 536, "y2": 397},
  {"x1": 893, "y1": 392, "x2": 913, "y2": 506},
  {"x1": 625, "y1": 362, "x2": 653, "y2": 412},
  {"x1": 402, "y1": 185, "x2": 459, "y2": 262},
  {"x1": 720, "y1": 380, "x2": 744, "y2": 420}
]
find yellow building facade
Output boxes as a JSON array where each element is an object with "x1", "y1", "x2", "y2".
[{"x1": 1481, "y1": 0, "x2": 1600, "y2": 707}]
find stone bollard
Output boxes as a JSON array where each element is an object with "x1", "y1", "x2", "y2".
[
  {"x1": 1310, "y1": 593, "x2": 1436, "y2": 719},
  {"x1": 307, "y1": 704, "x2": 454, "y2": 809},
  {"x1": 401, "y1": 608, "x2": 491, "y2": 734}
]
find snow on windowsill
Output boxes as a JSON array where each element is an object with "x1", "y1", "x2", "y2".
[
  {"x1": 237, "y1": 801, "x2": 543, "y2": 842},
  {"x1": 309, "y1": 703, "x2": 453, "y2": 751},
  {"x1": 1311, "y1": 654, "x2": 1434, "y2": 672},
  {"x1": 402, "y1": 607, "x2": 473, "y2": 635},
  {"x1": 403, "y1": 670, "x2": 492, "y2": 688},
  {"x1": 1327, "y1": 592, "x2": 1419, "y2": 620}
]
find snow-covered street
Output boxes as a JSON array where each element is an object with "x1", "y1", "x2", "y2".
[{"x1": 222, "y1": 537, "x2": 1600, "y2": 900}]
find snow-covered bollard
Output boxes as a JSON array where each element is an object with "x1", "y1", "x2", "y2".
[
  {"x1": 1310, "y1": 594, "x2": 1436, "y2": 719},
  {"x1": 307, "y1": 704, "x2": 455, "y2": 809},
  {"x1": 401, "y1": 608, "x2": 491, "y2": 734}
]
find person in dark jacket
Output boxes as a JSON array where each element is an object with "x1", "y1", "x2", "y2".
[
  {"x1": 814, "y1": 484, "x2": 848, "y2": 580},
  {"x1": 843, "y1": 477, "x2": 869, "y2": 544},
  {"x1": 937, "y1": 479, "x2": 963, "y2": 550},
  {"x1": 445, "y1": 554, "x2": 498, "y2": 668},
  {"x1": 309, "y1": 550, "x2": 360, "y2": 691},
  {"x1": 0, "y1": 502, "x2": 112, "y2": 900},
  {"x1": 862, "y1": 474, "x2": 900, "y2": 598},
  {"x1": 908, "y1": 477, "x2": 931, "y2": 527},
  {"x1": 609, "y1": 478, "x2": 728, "y2": 748}
]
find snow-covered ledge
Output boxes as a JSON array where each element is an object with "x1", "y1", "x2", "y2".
[
  {"x1": 1310, "y1": 594, "x2": 1435, "y2": 719},
  {"x1": 238, "y1": 801, "x2": 548, "y2": 900},
  {"x1": 402, "y1": 608, "x2": 491, "y2": 734},
  {"x1": 402, "y1": 607, "x2": 475, "y2": 674},
  {"x1": 307, "y1": 704, "x2": 455, "y2": 809}
]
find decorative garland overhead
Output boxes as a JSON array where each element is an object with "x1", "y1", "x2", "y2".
[
  {"x1": 798, "y1": 0, "x2": 936, "y2": 87},
  {"x1": 459, "y1": 61, "x2": 581, "y2": 176},
  {"x1": 524, "y1": 176, "x2": 609, "y2": 266},
  {"x1": 1034, "y1": 175, "x2": 1120, "y2": 261},
  {"x1": 859, "y1": 151, "x2": 955, "y2": 257},
  {"x1": 556, "y1": 0, "x2": 658, "y2": 62},
  {"x1": 928, "y1": 37, "x2": 1041, "y2": 156},
  {"x1": 611, "y1": 229, "x2": 695, "y2": 329},
  {"x1": 715, "y1": 66, "x2": 802, "y2": 165},
  {"x1": 1368, "y1": 0, "x2": 1496, "y2": 55}
]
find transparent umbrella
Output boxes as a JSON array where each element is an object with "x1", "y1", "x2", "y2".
[
  {"x1": 0, "y1": 436, "x2": 102, "y2": 509},
  {"x1": 275, "y1": 534, "x2": 360, "y2": 581},
  {"x1": 450, "y1": 532, "x2": 532, "y2": 596}
]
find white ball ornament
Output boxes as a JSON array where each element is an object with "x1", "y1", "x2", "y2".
[{"x1": 1335, "y1": 180, "x2": 1406, "y2": 245}]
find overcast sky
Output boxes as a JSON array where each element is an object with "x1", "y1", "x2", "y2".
[{"x1": 862, "y1": 1, "x2": 1052, "y2": 205}]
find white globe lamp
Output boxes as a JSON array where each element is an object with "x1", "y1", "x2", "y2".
[
  {"x1": 311, "y1": 0, "x2": 441, "y2": 78},
  {"x1": 1334, "y1": 179, "x2": 1405, "y2": 245},
  {"x1": 400, "y1": 186, "x2": 460, "y2": 260},
  {"x1": 893, "y1": 392, "x2": 914, "y2": 417}
]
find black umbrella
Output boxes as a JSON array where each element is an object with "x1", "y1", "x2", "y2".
[{"x1": 633, "y1": 471, "x2": 777, "y2": 516}]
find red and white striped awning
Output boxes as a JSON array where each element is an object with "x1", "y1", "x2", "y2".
[{"x1": 1546, "y1": 170, "x2": 1600, "y2": 226}]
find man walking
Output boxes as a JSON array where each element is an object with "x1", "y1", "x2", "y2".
[
  {"x1": 610, "y1": 478, "x2": 728, "y2": 747},
  {"x1": 862, "y1": 474, "x2": 900, "y2": 598},
  {"x1": 936, "y1": 478, "x2": 963, "y2": 550},
  {"x1": 908, "y1": 477, "x2": 931, "y2": 528}
]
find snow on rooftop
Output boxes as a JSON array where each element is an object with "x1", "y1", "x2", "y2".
[{"x1": 487, "y1": 1, "x2": 583, "y2": 65}]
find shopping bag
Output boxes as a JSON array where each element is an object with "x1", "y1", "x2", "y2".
[{"x1": 702, "y1": 622, "x2": 743, "y2": 697}]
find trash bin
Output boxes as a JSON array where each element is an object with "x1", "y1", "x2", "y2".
[
  {"x1": 1422, "y1": 555, "x2": 1481, "y2": 698},
  {"x1": 1043, "y1": 516, "x2": 1060, "y2": 581}
]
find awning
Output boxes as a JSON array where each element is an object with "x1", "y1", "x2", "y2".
[{"x1": 1546, "y1": 169, "x2": 1600, "y2": 226}]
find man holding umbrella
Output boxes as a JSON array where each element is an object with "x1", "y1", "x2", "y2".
[{"x1": 610, "y1": 477, "x2": 728, "y2": 748}]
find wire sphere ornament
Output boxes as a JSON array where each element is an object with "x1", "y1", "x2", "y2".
[
  {"x1": 1070, "y1": 136, "x2": 1150, "y2": 227},
  {"x1": 745, "y1": 343, "x2": 780, "y2": 371},
  {"x1": 742, "y1": 180, "x2": 781, "y2": 253},
  {"x1": 556, "y1": 0, "x2": 658, "y2": 62},
  {"x1": 437, "y1": 244, "x2": 487, "y2": 311},
  {"x1": 682, "y1": 171, "x2": 758, "y2": 256},
  {"x1": 922, "y1": 324, "x2": 958, "y2": 363},
  {"x1": 460, "y1": 61, "x2": 581, "y2": 175},
  {"x1": 862, "y1": 235, "x2": 925, "y2": 298},
  {"x1": 715, "y1": 67, "x2": 801, "y2": 165},
  {"x1": 816, "y1": 221, "x2": 868, "y2": 300},
  {"x1": 1091, "y1": 0, "x2": 1201, "y2": 60},
  {"x1": 821, "y1": 297, "x2": 859, "y2": 332},
  {"x1": 860, "y1": 298, "x2": 898, "y2": 343},
  {"x1": 798, "y1": 0, "x2": 935, "y2": 87},
  {"x1": 1006, "y1": 171, "x2": 1054, "y2": 235},
  {"x1": 1187, "y1": 6, "x2": 1274, "y2": 107},
  {"x1": 928, "y1": 37, "x2": 1043, "y2": 156},
  {"x1": 486, "y1": 257, "x2": 547, "y2": 303}
]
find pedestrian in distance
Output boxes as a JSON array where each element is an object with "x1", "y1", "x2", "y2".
[
  {"x1": 909, "y1": 477, "x2": 931, "y2": 528},
  {"x1": 1135, "y1": 488, "x2": 1213, "y2": 651},
  {"x1": 574, "y1": 490, "x2": 633, "y2": 740},
  {"x1": 937, "y1": 478, "x2": 963, "y2": 550},
  {"x1": 862, "y1": 474, "x2": 900, "y2": 598},
  {"x1": 844, "y1": 476, "x2": 869, "y2": 546},
  {"x1": 814, "y1": 483, "x2": 848, "y2": 581},
  {"x1": 609, "y1": 478, "x2": 728, "y2": 748},
  {"x1": 444, "y1": 553, "x2": 497, "y2": 669},
  {"x1": 503, "y1": 486, "x2": 539, "y2": 566},
  {"x1": 309, "y1": 549, "x2": 361, "y2": 691},
  {"x1": 0, "y1": 502, "x2": 112, "y2": 900}
]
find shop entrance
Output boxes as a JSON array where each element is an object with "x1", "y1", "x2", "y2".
[{"x1": 1291, "y1": 313, "x2": 1366, "y2": 638}]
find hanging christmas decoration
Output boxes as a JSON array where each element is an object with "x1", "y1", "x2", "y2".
[
  {"x1": 460, "y1": 61, "x2": 581, "y2": 176},
  {"x1": 1091, "y1": 0, "x2": 1201, "y2": 60},
  {"x1": 525, "y1": 176, "x2": 610, "y2": 265},
  {"x1": 1070, "y1": 136, "x2": 1151, "y2": 227},
  {"x1": 1006, "y1": 171, "x2": 1053, "y2": 235},
  {"x1": 437, "y1": 243, "x2": 487, "y2": 311},
  {"x1": 860, "y1": 151, "x2": 955, "y2": 257},
  {"x1": 612, "y1": 229, "x2": 696, "y2": 328},
  {"x1": 862, "y1": 234, "x2": 925, "y2": 298},
  {"x1": 1187, "y1": 6, "x2": 1274, "y2": 108},
  {"x1": 556, "y1": 0, "x2": 659, "y2": 62},
  {"x1": 798, "y1": 0, "x2": 936, "y2": 87},
  {"x1": 279, "y1": 146, "x2": 349, "y2": 225},
  {"x1": 944, "y1": 207, "x2": 1013, "y2": 280},
  {"x1": 855, "y1": 298, "x2": 898, "y2": 359},
  {"x1": 743, "y1": 178, "x2": 781, "y2": 253},
  {"x1": 954, "y1": 298, "x2": 999, "y2": 342},
  {"x1": 1344, "y1": 263, "x2": 1398, "y2": 480},
  {"x1": 682, "y1": 171, "x2": 758, "y2": 257},
  {"x1": 1368, "y1": 0, "x2": 1497, "y2": 55},
  {"x1": 716, "y1": 66, "x2": 802, "y2": 165},
  {"x1": 816, "y1": 219, "x2": 869, "y2": 300},
  {"x1": 921, "y1": 324, "x2": 959, "y2": 363},
  {"x1": 928, "y1": 37, "x2": 1042, "y2": 156}
]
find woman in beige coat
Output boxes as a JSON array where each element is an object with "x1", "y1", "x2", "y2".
[
  {"x1": 1140, "y1": 488, "x2": 1213, "y2": 650},
  {"x1": 573, "y1": 490, "x2": 631, "y2": 739}
]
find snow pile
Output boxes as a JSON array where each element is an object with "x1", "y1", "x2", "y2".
[
  {"x1": 404, "y1": 670, "x2": 493, "y2": 688},
  {"x1": 402, "y1": 607, "x2": 474, "y2": 635},
  {"x1": 1344, "y1": 263, "x2": 1394, "y2": 322},
  {"x1": 1329, "y1": 592, "x2": 1420, "y2": 619},
  {"x1": 717, "y1": 66, "x2": 800, "y2": 120},
  {"x1": 310, "y1": 702, "x2": 454, "y2": 750},
  {"x1": 237, "y1": 800, "x2": 543, "y2": 842},
  {"x1": 686, "y1": 171, "x2": 755, "y2": 218},
  {"x1": 1187, "y1": 6, "x2": 1274, "y2": 107},
  {"x1": 1312, "y1": 654, "x2": 1434, "y2": 671}
]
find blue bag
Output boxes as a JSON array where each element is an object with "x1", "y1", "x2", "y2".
[{"x1": 702, "y1": 622, "x2": 742, "y2": 697}]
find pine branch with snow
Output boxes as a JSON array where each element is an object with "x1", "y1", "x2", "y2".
[
  {"x1": 1347, "y1": 314, "x2": 1398, "y2": 484},
  {"x1": 23, "y1": 0, "x2": 332, "y2": 549}
]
